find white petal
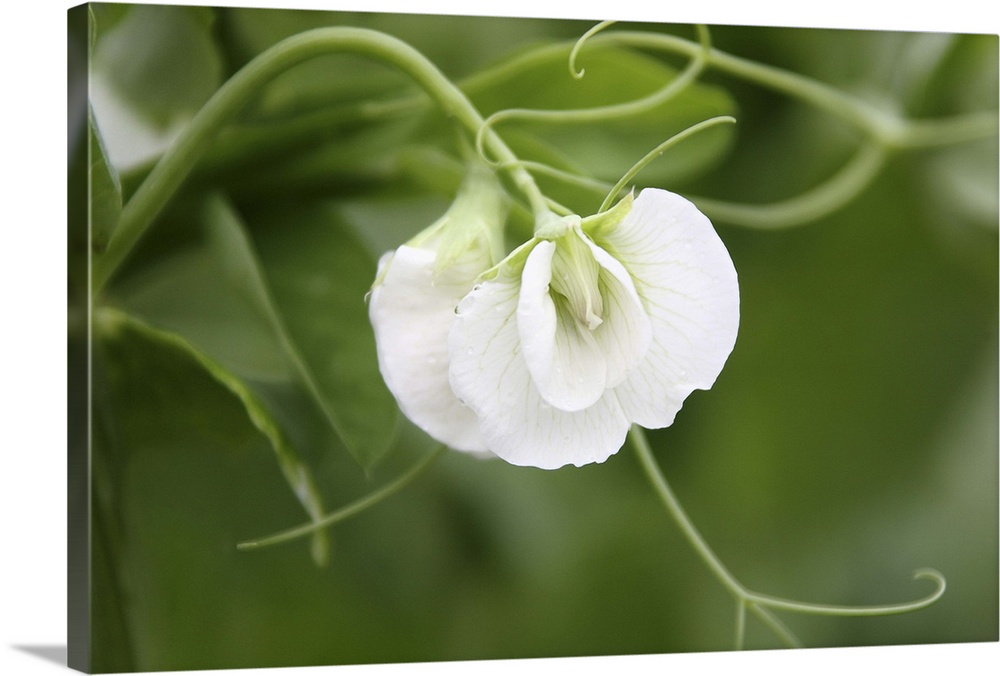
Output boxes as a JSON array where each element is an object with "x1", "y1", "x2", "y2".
[
  {"x1": 369, "y1": 245, "x2": 488, "y2": 453},
  {"x1": 449, "y1": 264, "x2": 631, "y2": 469},
  {"x1": 599, "y1": 188, "x2": 740, "y2": 428},
  {"x1": 517, "y1": 240, "x2": 607, "y2": 412},
  {"x1": 576, "y1": 230, "x2": 653, "y2": 389}
]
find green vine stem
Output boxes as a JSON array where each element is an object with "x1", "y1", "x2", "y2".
[
  {"x1": 692, "y1": 142, "x2": 888, "y2": 229},
  {"x1": 237, "y1": 445, "x2": 448, "y2": 552},
  {"x1": 598, "y1": 115, "x2": 737, "y2": 213},
  {"x1": 92, "y1": 27, "x2": 552, "y2": 295},
  {"x1": 597, "y1": 30, "x2": 997, "y2": 148},
  {"x1": 469, "y1": 24, "x2": 995, "y2": 230},
  {"x1": 153, "y1": 26, "x2": 996, "y2": 217},
  {"x1": 568, "y1": 20, "x2": 617, "y2": 78},
  {"x1": 628, "y1": 426, "x2": 946, "y2": 649},
  {"x1": 484, "y1": 134, "x2": 883, "y2": 231},
  {"x1": 474, "y1": 24, "x2": 713, "y2": 166},
  {"x1": 568, "y1": 28, "x2": 996, "y2": 229}
]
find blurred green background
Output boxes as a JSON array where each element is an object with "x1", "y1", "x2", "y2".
[{"x1": 69, "y1": 3, "x2": 997, "y2": 672}]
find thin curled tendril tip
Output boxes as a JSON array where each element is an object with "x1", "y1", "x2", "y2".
[{"x1": 568, "y1": 20, "x2": 617, "y2": 78}]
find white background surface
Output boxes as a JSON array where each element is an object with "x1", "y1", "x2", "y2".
[{"x1": 2, "y1": 1, "x2": 997, "y2": 674}]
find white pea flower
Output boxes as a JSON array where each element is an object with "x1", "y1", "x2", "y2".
[
  {"x1": 370, "y1": 181, "x2": 739, "y2": 470},
  {"x1": 368, "y1": 164, "x2": 506, "y2": 455},
  {"x1": 448, "y1": 188, "x2": 739, "y2": 469}
]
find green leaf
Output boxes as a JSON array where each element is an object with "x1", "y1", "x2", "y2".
[
  {"x1": 328, "y1": 189, "x2": 452, "y2": 261},
  {"x1": 97, "y1": 307, "x2": 332, "y2": 566},
  {"x1": 88, "y1": 305, "x2": 341, "y2": 668},
  {"x1": 89, "y1": 4, "x2": 224, "y2": 170},
  {"x1": 247, "y1": 200, "x2": 402, "y2": 470},
  {"x1": 111, "y1": 200, "x2": 289, "y2": 382},
  {"x1": 92, "y1": 4, "x2": 223, "y2": 128},
  {"x1": 88, "y1": 108, "x2": 122, "y2": 252},
  {"x1": 88, "y1": 355, "x2": 138, "y2": 673},
  {"x1": 112, "y1": 193, "x2": 398, "y2": 471}
]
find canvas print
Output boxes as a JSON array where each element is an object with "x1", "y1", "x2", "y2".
[{"x1": 67, "y1": 2, "x2": 998, "y2": 673}]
